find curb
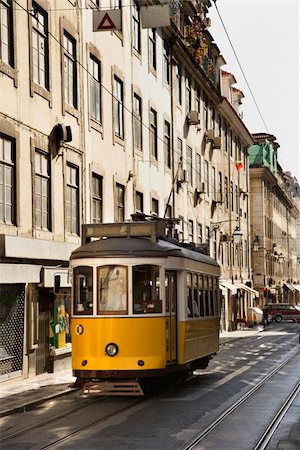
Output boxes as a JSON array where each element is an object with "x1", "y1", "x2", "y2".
[{"x1": 0, "y1": 386, "x2": 77, "y2": 418}]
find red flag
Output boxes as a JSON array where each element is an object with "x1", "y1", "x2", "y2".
[{"x1": 235, "y1": 161, "x2": 243, "y2": 171}]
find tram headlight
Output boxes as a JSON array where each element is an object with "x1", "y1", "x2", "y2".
[{"x1": 105, "y1": 343, "x2": 119, "y2": 357}]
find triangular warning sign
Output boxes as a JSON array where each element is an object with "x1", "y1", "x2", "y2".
[
  {"x1": 97, "y1": 13, "x2": 115, "y2": 30},
  {"x1": 93, "y1": 10, "x2": 121, "y2": 32}
]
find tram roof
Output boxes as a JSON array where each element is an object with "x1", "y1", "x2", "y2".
[{"x1": 70, "y1": 236, "x2": 219, "y2": 267}]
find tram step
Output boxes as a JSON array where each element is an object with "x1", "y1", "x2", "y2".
[{"x1": 81, "y1": 380, "x2": 144, "y2": 396}]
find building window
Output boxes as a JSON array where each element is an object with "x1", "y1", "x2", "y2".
[
  {"x1": 218, "y1": 171, "x2": 222, "y2": 199},
  {"x1": 188, "y1": 220, "x2": 194, "y2": 243},
  {"x1": 151, "y1": 197, "x2": 159, "y2": 216},
  {"x1": 204, "y1": 160, "x2": 209, "y2": 196},
  {"x1": 149, "y1": 108, "x2": 157, "y2": 159},
  {"x1": 197, "y1": 223, "x2": 203, "y2": 243},
  {"x1": 165, "y1": 203, "x2": 171, "y2": 218},
  {"x1": 187, "y1": 146, "x2": 193, "y2": 187},
  {"x1": 115, "y1": 183, "x2": 125, "y2": 222},
  {"x1": 175, "y1": 138, "x2": 181, "y2": 159},
  {"x1": 132, "y1": 2, "x2": 140, "y2": 53},
  {"x1": 92, "y1": 173, "x2": 103, "y2": 223},
  {"x1": 203, "y1": 95, "x2": 208, "y2": 129},
  {"x1": 32, "y1": 3, "x2": 49, "y2": 89},
  {"x1": 63, "y1": 31, "x2": 77, "y2": 109},
  {"x1": 0, "y1": 0, "x2": 13, "y2": 66},
  {"x1": 66, "y1": 163, "x2": 79, "y2": 234},
  {"x1": 175, "y1": 62, "x2": 182, "y2": 104},
  {"x1": 164, "y1": 120, "x2": 171, "y2": 168},
  {"x1": 163, "y1": 40, "x2": 170, "y2": 84},
  {"x1": 112, "y1": 0, "x2": 121, "y2": 9},
  {"x1": 230, "y1": 181, "x2": 234, "y2": 212},
  {"x1": 178, "y1": 216, "x2": 184, "y2": 241},
  {"x1": 148, "y1": 28, "x2": 156, "y2": 70},
  {"x1": 224, "y1": 176, "x2": 229, "y2": 208},
  {"x1": 212, "y1": 229, "x2": 217, "y2": 260},
  {"x1": 212, "y1": 166, "x2": 216, "y2": 201},
  {"x1": 0, "y1": 134, "x2": 15, "y2": 224},
  {"x1": 185, "y1": 76, "x2": 192, "y2": 112},
  {"x1": 196, "y1": 87, "x2": 201, "y2": 113},
  {"x1": 218, "y1": 114, "x2": 222, "y2": 137},
  {"x1": 113, "y1": 75, "x2": 124, "y2": 138},
  {"x1": 89, "y1": 54, "x2": 101, "y2": 122},
  {"x1": 205, "y1": 226, "x2": 210, "y2": 246},
  {"x1": 91, "y1": 0, "x2": 99, "y2": 5},
  {"x1": 135, "y1": 191, "x2": 143, "y2": 213},
  {"x1": 196, "y1": 153, "x2": 201, "y2": 188},
  {"x1": 224, "y1": 121, "x2": 228, "y2": 153},
  {"x1": 35, "y1": 150, "x2": 51, "y2": 230},
  {"x1": 133, "y1": 93, "x2": 142, "y2": 149},
  {"x1": 210, "y1": 106, "x2": 215, "y2": 129}
]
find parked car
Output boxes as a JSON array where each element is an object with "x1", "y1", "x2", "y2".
[
  {"x1": 247, "y1": 307, "x2": 264, "y2": 326},
  {"x1": 266, "y1": 303, "x2": 300, "y2": 322}
]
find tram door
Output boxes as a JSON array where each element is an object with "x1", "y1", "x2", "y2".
[{"x1": 165, "y1": 271, "x2": 177, "y2": 363}]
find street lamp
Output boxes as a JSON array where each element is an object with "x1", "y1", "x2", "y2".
[
  {"x1": 278, "y1": 253, "x2": 284, "y2": 264},
  {"x1": 232, "y1": 227, "x2": 243, "y2": 245},
  {"x1": 253, "y1": 236, "x2": 259, "y2": 252}
]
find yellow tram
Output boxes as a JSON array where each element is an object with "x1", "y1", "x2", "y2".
[{"x1": 71, "y1": 220, "x2": 221, "y2": 394}]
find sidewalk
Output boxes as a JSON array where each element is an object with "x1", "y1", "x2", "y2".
[
  {"x1": 0, "y1": 327, "x2": 261, "y2": 417},
  {"x1": 0, "y1": 369, "x2": 76, "y2": 417}
]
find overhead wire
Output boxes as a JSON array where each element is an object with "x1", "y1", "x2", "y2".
[
  {"x1": 11, "y1": 1, "x2": 297, "y2": 203},
  {"x1": 212, "y1": 1, "x2": 270, "y2": 133},
  {"x1": 12, "y1": 0, "x2": 224, "y2": 196}
]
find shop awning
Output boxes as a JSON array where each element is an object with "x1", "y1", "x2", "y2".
[
  {"x1": 236, "y1": 283, "x2": 259, "y2": 298},
  {"x1": 283, "y1": 282, "x2": 295, "y2": 291},
  {"x1": 292, "y1": 285, "x2": 300, "y2": 292},
  {"x1": 220, "y1": 281, "x2": 237, "y2": 295}
]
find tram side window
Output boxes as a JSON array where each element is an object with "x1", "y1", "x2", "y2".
[
  {"x1": 204, "y1": 275, "x2": 209, "y2": 316},
  {"x1": 133, "y1": 265, "x2": 162, "y2": 314},
  {"x1": 198, "y1": 274, "x2": 205, "y2": 317},
  {"x1": 186, "y1": 273, "x2": 193, "y2": 318},
  {"x1": 97, "y1": 266, "x2": 127, "y2": 314},
  {"x1": 193, "y1": 274, "x2": 199, "y2": 317},
  {"x1": 209, "y1": 276, "x2": 214, "y2": 316},
  {"x1": 73, "y1": 266, "x2": 93, "y2": 315},
  {"x1": 213, "y1": 277, "x2": 219, "y2": 316}
]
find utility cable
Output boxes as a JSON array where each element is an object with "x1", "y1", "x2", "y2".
[{"x1": 212, "y1": 1, "x2": 269, "y2": 133}]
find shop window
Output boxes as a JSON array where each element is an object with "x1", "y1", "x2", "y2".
[{"x1": 50, "y1": 288, "x2": 72, "y2": 349}]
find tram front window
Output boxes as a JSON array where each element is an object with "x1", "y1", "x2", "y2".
[
  {"x1": 98, "y1": 266, "x2": 127, "y2": 314},
  {"x1": 73, "y1": 266, "x2": 93, "y2": 315},
  {"x1": 133, "y1": 265, "x2": 162, "y2": 314}
]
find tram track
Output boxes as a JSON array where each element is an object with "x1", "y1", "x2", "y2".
[
  {"x1": 34, "y1": 399, "x2": 144, "y2": 450},
  {"x1": 180, "y1": 347, "x2": 300, "y2": 450},
  {"x1": 1, "y1": 394, "x2": 144, "y2": 446},
  {"x1": 253, "y1": 380, "x2": 300, "y2": 450}
]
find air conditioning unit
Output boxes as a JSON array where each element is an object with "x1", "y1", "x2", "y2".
[
  {"x1": 177, "y1": 169, "x2": 188, "y2": 189},
  {"x1": 55, "y1": 123, "x2": 72, "y2": 142},
  {"x1": 215, "y1": 192, "x2": 223, "y2": 203},
  {"x1": 179, "y1": 169, "x2": 188, "y2": 183},
  {"x1": 221, "y1": 234, "x2": 231, "y2": 242},
  {"x1": 204, "y1": 18, "x2": 211, "y2": 27},
  {"x1": 194, "y1": 186, "x2": 204, "y2": 206},
  {"x1": 205, "y1": 129, "x2": 215, "y2": 142},
  {"x1": 197, "y1": 182, "x2": 205, "y2": 194},
  {"x1": 213, "y1": 136, "x2": 221, "y2": 149},
  {"x1": 187, "y1": 111, "x2": 201, "y2": 125}
]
